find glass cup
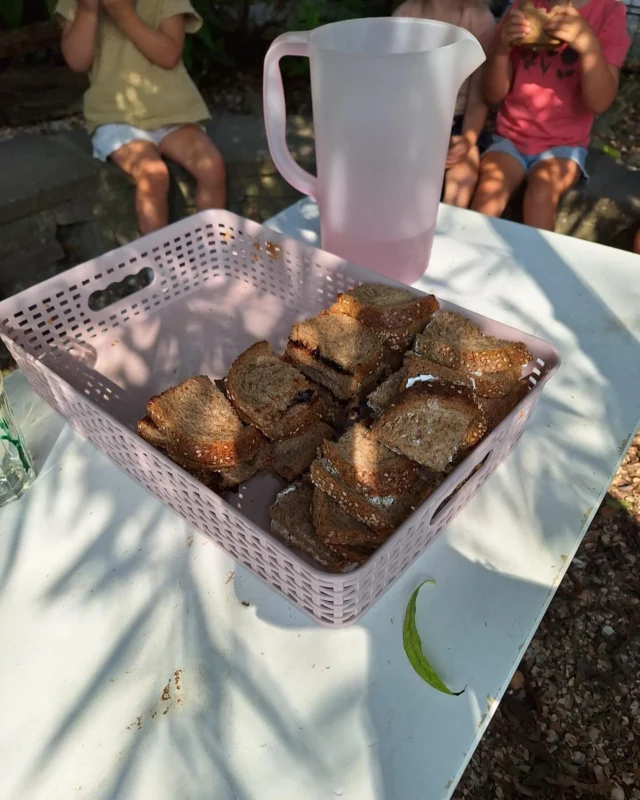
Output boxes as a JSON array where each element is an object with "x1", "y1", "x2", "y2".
[{"x1": 0, "y1": 372, "x2": 35, "y2": 507}]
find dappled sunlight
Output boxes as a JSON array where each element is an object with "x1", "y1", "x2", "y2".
[
  {"x1": 359, "y1": 546, "x2": 554, "y2": 799},
  {"x1": 0, "y1": 413, "x2": 374, "y2": 798}
]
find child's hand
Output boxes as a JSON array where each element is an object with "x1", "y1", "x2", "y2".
[
  {"x1": 446, "y1": 135, "x2": 472, "y2": 168},
  {"x1": 101, "y1": 0, "x2": 135, "y2": 23},
  {"x1": 544, "y1": 4, "x2": 597, "y2": 55},
  {"x1": 77, "y1": 0, "x2": 99, "y2": 11},
  {"x1": 497, "y1": 8, "x2": 531, "y2": 54}
]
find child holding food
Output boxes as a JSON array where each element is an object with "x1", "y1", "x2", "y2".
[
  {"x1": 393, "y1": 0, "x2": 496, "y2": 209},
  {"x1": 56, "y1": 0, "x2": 226, "y2": 235},
  {"x1": 471, "y1": 0, "x2": 630, "y2": 231}
]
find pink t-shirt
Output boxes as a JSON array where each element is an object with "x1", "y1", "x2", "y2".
[{"x1": 496, "y1": 0, "x2": 630, "y2": 154}]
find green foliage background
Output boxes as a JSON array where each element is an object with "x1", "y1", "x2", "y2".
[{"x1": 1, "y1": 0, "x2": 394, "y2": 75}]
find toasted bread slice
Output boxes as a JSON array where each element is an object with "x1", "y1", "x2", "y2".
[
  {"x1": 403, "y1": 353, "x2": 521, "y2": 399},
  {"x1": 286, "y1": 314, "x2": 384, "y2": 400},
  {"x1": 269, "y1": 480, "x2": 359, "y2": 573},
  {"x1": 371, "y1": 385, "x2": 487, "y2": 472},
  {"x1": 378, "y1": 318, "x2": 427, "y2": 353},
  {"x1": 138, "y1": 415, "x2": 216, "y2": 473},
  {"x1": 321, "y1": 422, "x2": 418, "y2": 497},
  {"x1": 477, "y1": 380, "x2": 530, "y2": 431},
  {"x1": 147, "y1": 376, "x2": 263, "y2": 468},
  {"x1": 367, "y1": 370, "x2": 404, "y2": 417},
  {"x1": 216, "y1": 441, "x2": 272, "y2": 489},
  {"x1": 310, "y1": 458, "x2": 432, "y2": 534},
  {"x1": 330, "y1": 284, "x2": 439, "y2": 330},
  {"x1": 138, "y1": 415, "x2": 269, "y2": 488},
  {"x1": 225, "y1": 341, "x2": 324, "y2": 441},
  {"x1": 311, "y1": 383, "x2": 345, "y2": 427},
  {"x1": 271, "y1": 421, "x2": 334, "y2": 481},
  {"x1": 414, "y1": 311, "x2": 532, "y2": 375},
  {"x1": 137, "y1": 415, "x2": 167, "y2": 449},
  {"x1": 313, "y1": 488, "x2": 388, "y2": 547}
]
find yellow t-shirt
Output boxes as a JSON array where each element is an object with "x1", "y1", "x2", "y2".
[{"x1": 56, "y1": 0, "x2": 211, "y2": 133}]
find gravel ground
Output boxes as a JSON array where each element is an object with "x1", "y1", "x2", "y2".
[
  {"x1": 591, "y1": 73, "x2": 640, "y2": 171},
  {"x1": 454, "y1": 432, "x2": 640, "y2": 800}
]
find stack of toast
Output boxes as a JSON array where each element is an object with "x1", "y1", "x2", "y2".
[{"x1": 136, "y1": 283, "x2": 533, "y2": 574}]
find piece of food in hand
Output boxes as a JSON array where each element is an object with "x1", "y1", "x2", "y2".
[
  {"x1": 367, "y1": 369, "x2": 404, "y2": 417},
  {"x1": 516, "y1": 0, "x2": 562, "y2": 48},
  {"x1": 271, "y1": 421, "x2": 334, "y2": 481},
  {"x1": 137, "y1": 415, "x2": 270, "y2": 488},
  {"x1": 313, "y1": 488, "x2": 388, "y2": 548},
  {"x1": 403, "y1": 352, "x2": 522, "y2": 399},
  {"x1": 371, "y1": 385, "x2": 487, "y2": 473},
  {"x1": 310, "y1": 457, "x2": 433, "y2": 534},
  {"x1": 414, "y1": 311, "x2": 532, "y2": 375},
  {"x1": 285, "y1": 313, "x2": 385, "y2": 401},
  {"x1": 330, "y1": 284, "x2": 439, "y2": 330},
  {"x1": 225, "y1": 341, "x2": 325, "y2": 441},
  {"x1": 320, "y1": 422, "x2": 419, "y2": 498},
  {"x1": 477, "y1": 379, "x2": 530, "y2": 431},
  {"x1": 269, "y1": 479, "x2": 360, "y2": 573},
  {"x1": 146, "y1": 375, "x2": 263, "y2": 468}
]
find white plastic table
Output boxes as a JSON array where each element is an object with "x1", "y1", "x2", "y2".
[{"x1": 2, "y1": 201, "x2": 639, "y2": 800}]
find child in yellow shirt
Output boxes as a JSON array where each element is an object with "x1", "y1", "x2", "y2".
[{"x1": 56, "y1": 0, "x2": 226, "y2": 234}]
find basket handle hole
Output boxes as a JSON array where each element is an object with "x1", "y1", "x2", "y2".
[
  {"x1": 88, "y1": 267, "x2": 155, "y2": 312},
  {"x1": 428, "y1": 450, "x2": 494, "y2": 527}
]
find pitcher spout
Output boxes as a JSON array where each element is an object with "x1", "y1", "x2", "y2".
[{"x1": 451, "y1": 29, "x2": 486, "y2": 87}]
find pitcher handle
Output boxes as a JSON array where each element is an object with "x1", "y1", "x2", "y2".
[{"x1": 263, "y1": 32, "x2": 318, "y2": 200}]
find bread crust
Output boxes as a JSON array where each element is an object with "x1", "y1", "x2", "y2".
[
  {"x1": 371, "y1": 385, "x2": 488, "y2": 472},
  {"x1": 226, "y1": 341, "x2": 325, "y2": 441},
  {"x1": 147, "y1": 376, "x2": 264, "y2": 468},
  {"x1": 415, "y1": 312, "x2": 532, "y2": 374},
  {"x1": 320, "y1": 422, "x2": 418, "y2": 497},
  {"x1": 330, "y1": 284, "x2": 439, "y2": 330},
  {"x1": 313, "y1": 488, "x2": 387, "y2": 547}
]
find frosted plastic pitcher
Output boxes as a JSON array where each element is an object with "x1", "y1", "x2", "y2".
[{"x1": 264, "y1": 18, "x2": 485, "y2": 284}]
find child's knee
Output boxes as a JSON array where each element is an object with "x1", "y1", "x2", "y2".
[
  {"x1": 524, "y1": 175, "x2": 558, "y2": 212},
  {"x1": 135, "y1": 159, "x2": 170, "y2": 196},
  {"x1": 472, "y1": 171, "x2": 505, "y2": 209},
  {"x1": 197, "y1": 149, "x2": 226, "y2": 185}
]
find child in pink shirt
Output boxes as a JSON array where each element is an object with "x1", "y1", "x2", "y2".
[{"x1": 472, "y1": 0, "x2": 630, "y2": 231}]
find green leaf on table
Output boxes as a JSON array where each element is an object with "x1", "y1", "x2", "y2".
[{"x1": 403, "y1": 581, "x2": 464, "y2": 696}]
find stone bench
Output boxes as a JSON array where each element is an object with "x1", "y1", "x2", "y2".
[{"x1": 0, "y1": 114, "x2": 314, "y2": 300}]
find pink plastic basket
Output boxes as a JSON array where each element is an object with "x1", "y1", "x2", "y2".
[{"x1": 0, "y1": 211, "x2": 559, "y2": 626}]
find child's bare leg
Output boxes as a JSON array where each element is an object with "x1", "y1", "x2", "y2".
[
  {"x1": 471, "y1": 152, "x2": 525, "y2": 218},
  {"x1": 523, "y1": 159, "x2": 581, "y2": 232},
  {"x1": 443, "y1": 145, "x2": 481, "y2": 209},
  {"x1": 160, "y1": 125, "x2": 226, "y2": 210},
  {"x1": 110, "y1": 141, "x2": 170, "y2": 235}
]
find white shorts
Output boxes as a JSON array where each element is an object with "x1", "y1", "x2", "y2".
[{"x1": 92, "y1": 123, "x2": 184, "y2": 162}]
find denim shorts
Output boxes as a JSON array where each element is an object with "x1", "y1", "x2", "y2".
[
  {"x1": 92, "y1": 123, "x2": 185, "y2": 162},
  {"x1": 486, "y1": 135, "x2": 589, "y2": 179}
]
